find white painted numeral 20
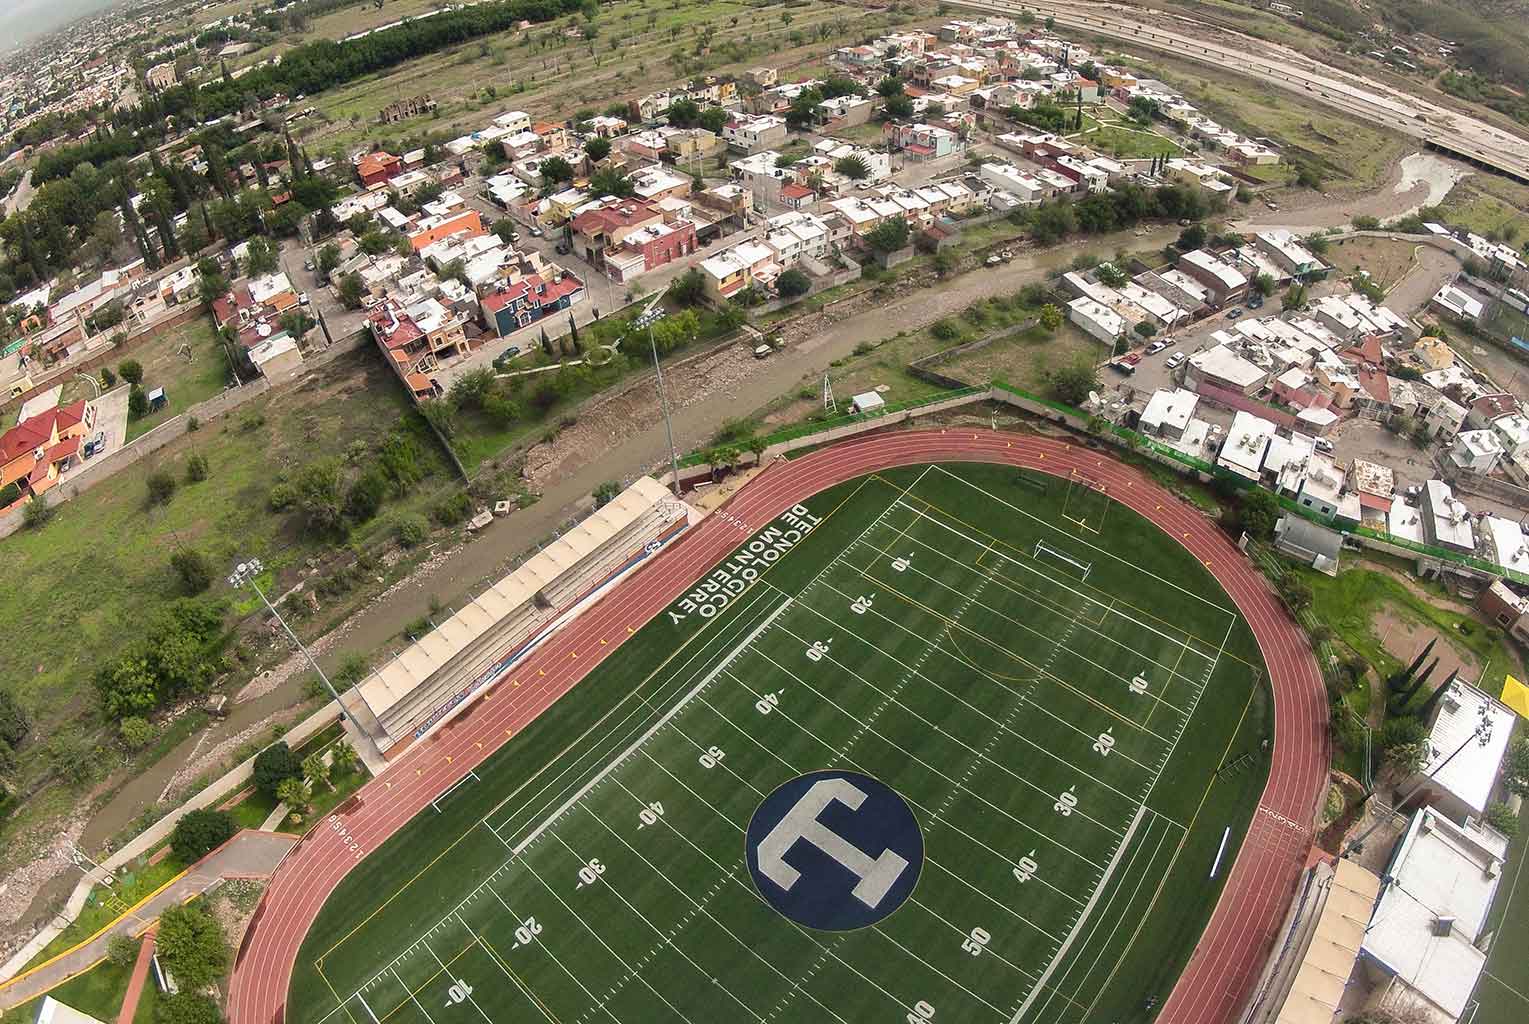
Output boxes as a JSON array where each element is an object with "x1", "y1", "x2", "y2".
[
  {"x1": 512, "y1": 917, "x2": 542, "y2": 948},
  {"x1": 698, "y1": 745, "x2": 726, "y2": 769},
  {"x1": 637, "y1": 802, "x2": 665, "y2": 829},
  {"x1": 906, "y1": 1000, "x2": 935, "y2": 1023},
  {"x1": 960, "y1": 927, "x2": 991, "y2": 957},
  {"x1": 575, "y1": 858, "x2": 606, "y2": 890}
]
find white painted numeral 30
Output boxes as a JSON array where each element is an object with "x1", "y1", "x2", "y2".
[
  {"x1": 575, "y1": 858, "x2": 606, "y2": 889},
  {"x1": 960, "y1": 927, "x2": 991, "y2": 957}
]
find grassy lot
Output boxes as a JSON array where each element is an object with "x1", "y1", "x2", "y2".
[
  {"x1": 1323, "y1": 237, "x2": 1423, "y2": 293},
  {"x1": 288, "y1": 461, "x2": 1270, "y2": 1024},
  {"x1": 1437, "y1": 176, "x2": 1529, "y2": 245},
  {"x1": 227, "y1": 787, "x2": 280, "y2": 830},
  {"x1": 1070, "y1": 112, "x2": 1183, "y2": 159},
  {"x1": 0, "y1": 956, "x2": 137, "y2": 1024},
  {"x1": 120, "y1": 319, "x2": 237, "y2": 441},
  {"x1": 23, "y1": 855, "x2": 186, "y2": 970},
  {"x1": 1116, "y1": 54, "x2": 1407, "y2": 191},
  {"x1": 0, "y1": 349, "x2": 456, "y2": 875},
  {"x1": 1476, "y1": 769, "x2": 1529, "y2": 1023},
  {"x1": 301, "y1": 0, "x2": 910, "y2": 156}
]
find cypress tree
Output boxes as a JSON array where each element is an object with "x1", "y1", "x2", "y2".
[
  {"x1": 1390, "y1": 658, "x2": 1439, "y2": 715},
  {"x1": 1414, "y1": 669, "x2": 1459, "y2": 722}
]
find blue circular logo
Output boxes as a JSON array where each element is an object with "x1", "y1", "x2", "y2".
[{"x1": 745, "y1": 770, "x2": 924, "y2": 931}]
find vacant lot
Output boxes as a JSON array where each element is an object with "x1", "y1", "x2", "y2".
[
  {"x1": 1071, "y1": 110, "x2": 1183, "y2": 159},
  {"x1": 1437, "y1": 175, "x2": 1529, "y2": 243},
  {"x1": 120, "y1": 319, "x2": 237, "y2": 441},
  {"x1": 1322, "y1": 236, "x2": 1422, "y2": 292}
]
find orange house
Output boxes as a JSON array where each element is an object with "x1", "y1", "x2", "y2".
[
  {"x1": 406, "y1": 209, "x2": 484, "y2": 253},
  {"x1": 0, "y1": 400, "x2": 91, "y2": 499}
]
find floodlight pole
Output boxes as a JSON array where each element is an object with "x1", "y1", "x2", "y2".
[
  {"x1": 637, "y1": 284, "x2": 681, "y2": 496},
  {"x1": 1342, "y1": 710, "x2": 1492, "y2": 858}
]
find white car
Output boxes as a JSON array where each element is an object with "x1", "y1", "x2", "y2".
[
  {"x1": 1146, "y1": 340, "x2": 1168, "y2": 355},
  {"x1": 298, "y1": 292, "x2": 310, "y2": 306},
  {"x1": 1165, "y1": 352, "x2": 1186, "y2": 370}
]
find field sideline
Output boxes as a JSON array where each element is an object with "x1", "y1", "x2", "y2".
[{"x1": 228, "y1": 431, "x2": 1328, "y2": 1024}]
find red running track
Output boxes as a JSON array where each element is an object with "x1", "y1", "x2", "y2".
[{"x1": 228, "y1": 430, "x2": 1328, "y2": 1024}]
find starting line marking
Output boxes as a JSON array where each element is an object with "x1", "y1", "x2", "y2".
[{"x1": 510, "y1": 598, "x2": 794, "y2": 856}]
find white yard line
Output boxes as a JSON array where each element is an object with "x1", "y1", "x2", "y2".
[
  {"x1": 510, "y1": 598, "x2": 793, "y2": 855},
  {"x1": 1007, "y1": 806, "x2": 1149, "y2": 1024}
]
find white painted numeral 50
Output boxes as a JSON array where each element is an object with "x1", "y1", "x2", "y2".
[
  {"x1": 906, "y1": 1000, "x2": 935, "y2": 1023},
  {"x1": 698, "y1": 745, "x2": 725, "y2": 769},
  {"x1": 960, "y1": 927, "x2": 990, "y2": 957}
]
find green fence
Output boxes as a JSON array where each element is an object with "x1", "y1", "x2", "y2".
[{"x1": 674, "y1": 385, "x2": 988, "y2": 468}]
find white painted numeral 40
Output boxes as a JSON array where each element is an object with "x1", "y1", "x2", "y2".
[
  {"x1": 637, "y1": 802, "x2": 665, "y2": 828},
  {"x1": 755, "y1": 691, "x2": 781, "y2": 715},
  {"x1": 906, "y1": 1000, "x2": 935, "y2": 1023},
  {"x1": 1013, "y1": 852, "x2": 1038, "y2": 883},
  {"x1": 512, "y1": 917, "x2": 542, "y2": 948},
  {"x1": 960, "y1": 927, "x2": 991, "y2": 957},
  {"x1": 698, "y1": 745, "x2": 725, "y2": 769},
  {"x1": 575, "y1": 858, "x2": 606, "y2": 889}
]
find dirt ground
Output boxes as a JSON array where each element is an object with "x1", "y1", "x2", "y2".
[
  {"x1": 1324, "y1": 238, "x2": 1422, "y2": 292},
  {"x1": 1374, "y1": 609, "x2": 1481, "y2": 685}
]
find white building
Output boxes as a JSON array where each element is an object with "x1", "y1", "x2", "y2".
[
  {"x1": 1217, "y1": 411, "x2": 1277, "y2": 482},
  {"x1": 1067, "y1": 297, "x2": 1124, "y2": 346},
  {"x1": 1448, "y1": 428, "x2": 1504, "y2": 474},
  {"x1": 1420, "y1": 479, "x2": 1476, "y2": 553},
  {"x1": 1139, "y1": 388, "x2": 1199, "y2": 440},
  {"x1": 1359, "y1": 807, "x2": 1507, "y2": 1023}
]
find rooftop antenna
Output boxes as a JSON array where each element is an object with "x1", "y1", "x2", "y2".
[{"x1": 823, "y1": 372, "x2": 837, "y2": 415}]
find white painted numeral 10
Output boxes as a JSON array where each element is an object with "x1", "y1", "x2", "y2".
[
  {"x1": 960, "y1": 927, "x2": 991, "y2": 957},
  {"x1": 637, "y1": 802, "x2": 665, "y2": 829},
  {"x1": 698, "y1": 745, "x2": 725, "y2": 769},
  {"x1": 512, "y1": 917, "x2": 542, "y2": 948},
  {"x1": 891, "y1": 555, "x2": 911, "y2": 572},
  {"x1": 1129, "y1": 674, "x2": 1149, "y2": 695},
  {"x1": 906, "y1": 1000, "x2": 935, "y2": 1023},
  {"x1": 575, "y1": 858, "x2": 606, "y2": 890}
]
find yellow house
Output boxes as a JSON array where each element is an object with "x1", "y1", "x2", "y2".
[{"x1": 1415, "y1": 335, "x2": 1455, "y2": 370}]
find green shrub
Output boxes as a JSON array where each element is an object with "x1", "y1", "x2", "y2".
[
  {"x1": 146, "y1": 469, "x2": 177, "y2": 506},
  {"x1": 119, "y1": 716, "x2": 156, "y2": 749},
  {"x1": 170, "y1": 808, "x2": 236, "y2": 863},
  {"x1": 185, "y1": 454, "x2": 209, "y2": 483},
  {"x1": 929, "y1": 319, "x2": 961, "y2": 341},
  {"x1": 395, "y1": 513, "x2": 429, "y2": 548},
  {"x1": 1486, "y1": 801, "x2": 1520, "y2": 837},
  {"x1": 253, "y1": 741, "x2": 302, "y2": 798},
  {"x1": 267, "y1": 482, "x2": 298, "y2": 512},
  {"x1": 431, "y1": 491, "x2": 473, "y2": 526}
]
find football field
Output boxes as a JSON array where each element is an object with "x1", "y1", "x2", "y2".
[{"x1": 293, "y1": 463, "x2": 1272, "y2": 1024}]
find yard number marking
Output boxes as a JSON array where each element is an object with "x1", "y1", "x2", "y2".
[
  {"x1": 1093, "y1": 729, "x2": 1115, "y2": 756},
  {"x1": 891, "y1": 555, "x2": 912, "y2": 572},
  {"x1": 906, "y1": 1000, "x2": 936, "y2": 1023},
  {"x1": 960, "y1": 927, "x2": 991, "y2": 957},
  {"x1": 756, "y1": 690, "x2": 783, "y2": 715},
  {"x1": 637, "y1": 801, "x2": 665, "y2": 829},
  {"x1": 445, "y1": 980, "x2": 473, "y2": 1007},
  {"x1": 850, "y1": 594, "x2": 875, "y2": 615},
  {"x1": 574, "y1": 858, "x2": 606, "y2": 890},
  {"x1": 1012, "y1": 852, "x2": 1038, "y2": 883},
  {"x1": 512, "y1": 917, "x2": 543, "y2": 948},
  {"x1": 1054, "y1": 787, "x2": 1079, "y2": 817},
  {"x1": 806, "y1": 639, "x2": 831, "y2": 662},
  {"x1": 1129, "y1": 674, "x2": 1150, "y2": 695},
  {"x1": 698, "y1": 745, "x2": 726, "y2": 769}
]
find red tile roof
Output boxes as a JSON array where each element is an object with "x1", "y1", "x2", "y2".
[
  {"x1": 1339, "y1": 333, "x2": 1384, "y2": 367},
  {"x1": 780, "y1": 183, "x2": 815, "y2": 200},
  {"x1": 356, "y1": 151, "x2": 400, "y2": 179},
  {"x1": 1357, "y1": 365, "x2": 1391, "y2": 406},
  {"x1": 1, "y1": 400, "x2": 84, "y2": 464}
]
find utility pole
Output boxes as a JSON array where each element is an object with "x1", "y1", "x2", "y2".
[{"x1": 630, "y1": 286, "x2": 681, "y2": 495}]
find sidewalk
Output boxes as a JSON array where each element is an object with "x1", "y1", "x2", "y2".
[
  {"x1": 0, "y1": 831, "x2": 297, "y2": 1014},
  {"x1": 114, "y1": 930, "x2": 156, "y2": 1024}
]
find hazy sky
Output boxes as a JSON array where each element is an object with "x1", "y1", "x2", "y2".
[{"x1": 1, "y1": 0, "x2": 119, "y2": 51}]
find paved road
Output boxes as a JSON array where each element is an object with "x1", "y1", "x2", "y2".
[{"x1": 0, "y1": 831, "x2": 297, "y2": 1014}]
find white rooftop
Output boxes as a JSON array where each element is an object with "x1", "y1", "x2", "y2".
[
  {"x1": 1140, "y1": 388, "x2": 1198, "y2": 435},
  {"x1": 1425, "y1": 678, "x2": 1514, "y2": 816},
  {"x1": 1218, "y1": 410, "x2": 1276, "y2": 480}
]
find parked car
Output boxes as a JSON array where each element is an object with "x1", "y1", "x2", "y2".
[
  {"x1": 82, "y1": 431, "x2": 105, "y2": 458},
  {"x1": 1165, "y1": 352, "x2": 1187, "y2": 370},
  {"x1": 303, "y1": 259, "x2": 315, "y2": 272},
  {"x1": 298, "y1": 292, "x2": 310, "y2": 306},
  {"x1": 1247, "y1": 295, "x2": 1264, "y2": 310},
  {"x1": 1146, "y1": 340, "x2": 1169, "y2": 355},
  {"x1": 1226, "y1": 308, "x2": 1243, "y2": 319},
  {"x1": 529, "y1": 226, "x2": 544, "y2": 237},
  {"x1": 555, "y1": 242, "x2": 571, "y2": 255},
  {"x1": 1314, "y1": 438, "x2": 1335, "y2": 453},
  {"x1": 985, "y1": 254, "x2": 1002, "y2": 266}
]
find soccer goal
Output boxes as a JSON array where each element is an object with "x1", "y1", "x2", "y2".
[
  {"x1": 1033, "y1": 540, "x2": 1094, "y2": 582},
  {"x1": 1061, "y1": 470, "x2": 1111, "y2": 533}
]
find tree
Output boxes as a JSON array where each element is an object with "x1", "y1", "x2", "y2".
[
  {"x1": 276, "y1": 775, "x2": 312, "y2": 815},
  {"x1": 119, "y1": 716, "x2": 155, "y2": 749},
  {"x1": 254, "y1": 741, "x2": 302, "y2": 797},
  {"x1": 157, "y1": 993, "x2": 222, "y2": 1024},
  {"x1": 317, "y1": 242, "x2": 342, "y2": 277},
  {"x1": 1253, "y1": 273, "x2": 1275, "y2": 298},
  {"x1": 156, "y1": 900, "x2": 227, "y2": 991},
  {"x1": 1176, "y1": 223, "x2": 1207, "y2": 251},
  {"x1": 1388, "y1": 638, "x2": 1437, "y2": 694},
  {"x1": 834, "y1": 155, "x2": 871, "y2": 181},
  {"x1": 245, "y1": 236, "x2": 278, "y2": 276},
  {"x1": 146, "y1": 469, "x2": 177, "y2": 506},
  {"x1": 698, "y1": 107, "x2": 729, "y2": 135},
  {"x1": 1038, "y1": 304, "x2": 1063, "y2": 332},
  {"x1": 864, "y1": 216, "x2": 910, "y2": 253},
  {"x1": 1029, "y1": 203, "x2": 1076, "y2": 245},
  {"x1": 330, "y1": 741, "x2": 361, "y2": 776},
  {"x1": 336, "y1": 272, "x2": 366, "y2": 310},
  {"x1": 185, "y1": 454, "x2": 209, "y2": 483},
  {"x1": 119, "y1": 359, "x2": 144, "y2": 386},
  {"x1": 670, "y1": 268, "x2": 706, "y2": 307},
  {"x1": 1047, "y1": 360, "x2": 1099, "y2": 406},
  {"x1": 0, "y1": 690, "x2": 29, "y2": 747},
  {"x1": 588, "y1": 168, "x2": 634, "y2": 198},
  {"x1": 23, "y1": 496, "x2": 54, "y2": 529},
  {"x1": 539, "y1": 156, "x2": 575, "y2": 185},
  {"x1": 584, "y1": 136, "x2": 612, "y2": 162},
  {"x1": 1277, "y1": 575, "x2": 1313, "y2": 613},
  {"x1": 106, "y1": 933, "x2": 140, "y2": 968},
  {"x1": 884, "y1": 94, "x2": 914, "y2": 119},
  {"x1": 303, "y1": 751, "x2": 332, "y2": 790},
  {"x1": 170, "y1": 809, "x2": 236, "y2": 863},
  {"x1": 1505, "y1": 737, "x2": 1529, "y2": 798},
  {"x1": 170, "y1": 550, "x2": 213, "y2": 594},
  {"x1": 1239, "y1": 488, "x2": 1280, "y2": 539},
  {"x1": 1133, "y1": 321, "x2": 1157, "y2": 339},
  {"x1": 776, "y1": 269, "x2": 811, "y2": 298}
]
